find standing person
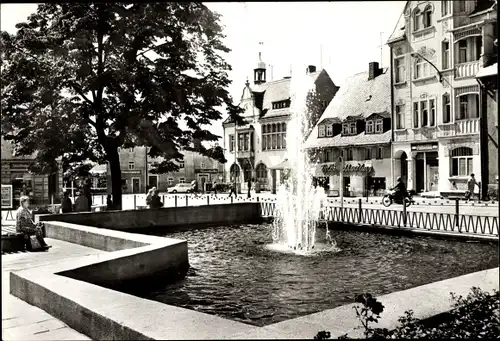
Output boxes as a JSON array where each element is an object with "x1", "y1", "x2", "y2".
[
  {"x1": 247, "y1": 178, "x2": 252, "y2": 199},
  {"x1": 466, "y1": 173, "x2": 479, "y2": 201},
  {"x1": 83, "y1": 178, "x2": 92, "y2": 211},
  {"x1": 146, "y1": 187, "x2": 156, "y2": 206},
  {"x1": 74, "y1": 190, "x2": 90, "y2": 212},
  {"x1": 228, "y1": 182, "x2": 237, "y2": 198},
  {"x1": 16, "y1": 196, "x2": 51, "y2": 251},
  {"x1": 190, "y1": 180, "x2": 200, "y2": 198},
  {"x1": 149, "y1": 188, "x2": 164, "y2": 209},
  {"x1": 60, "y1": 191, "x2": 73, "y2": 213},
  {"x1": 106, "y1": 195, "x2": 113, "y2": 211},
  {"x1": 213, "y1": 180, "x2": 218, "y2": 197}
]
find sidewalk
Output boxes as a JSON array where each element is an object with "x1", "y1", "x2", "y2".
[{"x1": 2, "y1": 239, "x2": 98, "y2": 340}]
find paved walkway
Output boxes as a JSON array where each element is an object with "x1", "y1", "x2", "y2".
[{"x1": 2, "y1": 239, "x2": 101, "y2": 340}]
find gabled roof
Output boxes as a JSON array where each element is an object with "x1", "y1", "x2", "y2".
[
  {"x1": 387, "y1": 1, "x2": 408, "y2": 44},
  {"x1": 366, "y1": 111, "x2": 391, "y2": 120},
  {"x1": 305, "y1": 67, "x2": 391, "y2": 149},
  {"x1": 305, "y1": 131, "x2": 391, "y2": 149},
  {"x1": 318, "y1": 117, "x2": 341, "y2": 125}
]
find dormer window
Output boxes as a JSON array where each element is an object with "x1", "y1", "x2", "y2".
[
  {"x1": 326, "y1": 125, "x2": 333, "y2": 137},
  {"x1": 342, "y1": 122, "x2": 357, "y2": 136},
  {"x1": 366, "y1": 121, "x2": 374, "y2": 134},
  {"x1": 366, "y1": 119, "x2": 384, "y2": 134},
  {"x1": 272, "y1": 100, "x2": 290, "y2": 110},
  {"x1": 319, "y1": 125, "x2": 325, "y2": 137},
  {"x1": 375, "y1": 119, "x2": 383, "y2": 133}
]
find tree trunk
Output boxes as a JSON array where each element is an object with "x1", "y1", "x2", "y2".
[{"x1": 108, "y1": 147, "x2": 123, "y2": 210}]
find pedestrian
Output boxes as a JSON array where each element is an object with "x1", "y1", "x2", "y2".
[
  {"x1": 228, "y1": 182, "x2": 237, "y2": 198},
  {"x1": 16, "y1": 196, "x2": 51, "y2": 251},
  {"x1": 247, "y1": 178, "x2": 252, "y2": 199},
  {"x1": 466, "y1": 173, "x2": 479, "y2": 201},
  {"x1": 74, "y1": 190, "x2": 90, "y2": 212},
  {"x1": 213, "y1": 180, "x2": 218, "y2": 197},
  {"x1": 146, "y1": 187, "x2": 156, "y2": 206},
  {"x1": 190, "y1": 180, "x2": 200, "y2": 198},
  {"x1": 60, "y1": 191, "x2": 73, "y2": 213},
  {"x1": 106, "y1": 195, "x2": 113, "y2": 211},
  {"x1": 149, "y1": 188, "x2": 164, "y2": 209},
  {"x1": 83, "y1": 178, "x2": 92, "y2": 211}
]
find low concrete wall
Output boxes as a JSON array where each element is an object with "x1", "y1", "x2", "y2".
[{"x1": 37, "y1": 203, "x2": 261, "y2": 231}]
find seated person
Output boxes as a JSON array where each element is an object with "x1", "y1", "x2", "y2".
[
  {"x1": 391, "y1": 176, "x2": 407, "y2": 204},
  {"x1": 150, "y1": 188, "x2": 164, "y2": 209},
  {"x1": 16, "y1": 195, "x2": 51, "y2": 251}
]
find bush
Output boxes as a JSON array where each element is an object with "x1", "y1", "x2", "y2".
[{"x1": 315, "y1": 287, "x2": 499, "y2": 339}]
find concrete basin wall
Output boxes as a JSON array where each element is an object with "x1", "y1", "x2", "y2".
[{"x1": 37, "y1": 203, "x2": 261, "y2": 231}]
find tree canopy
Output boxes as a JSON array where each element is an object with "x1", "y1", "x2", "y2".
[{"x1": 1, "y1": 3, "x2": 245, "y2": 208}]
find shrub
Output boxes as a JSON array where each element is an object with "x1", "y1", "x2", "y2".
[{"x1": 314, "y1": 287, "x2": 499, "y2": 339}]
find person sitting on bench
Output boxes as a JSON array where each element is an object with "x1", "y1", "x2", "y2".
[{"x1": 16, "y1": 195, "x2": 51, "y2": 251}]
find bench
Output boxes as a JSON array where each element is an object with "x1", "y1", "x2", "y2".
[{"x1": 1, "y1": 225, "x2": 25, "y2": 253}]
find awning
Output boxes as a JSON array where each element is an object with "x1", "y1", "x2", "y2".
[
  {"x1": 269, "y1": 159, "x2": 291, "y2": 170},
  {"x1": 89, "y1": 164, "x2": 107, "y2": 175},
  {"x1": 476, "y1": 63, "x2": 498, "y2": 78}
]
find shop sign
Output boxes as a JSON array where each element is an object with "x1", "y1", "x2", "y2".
[
  {"x1": 122, "y1": 170, "x2": 141, "y2": 175},
  {"x1": 195, "y1": 169, "x2": 219, "y2": 174},
  {"x1": 1, "y1": 185, "x2": 13, "y2": 208},
  {"x1": 321, "y1": 163, "x2": 375, "y2": 175},
  {"x1": 411, "y1": 143, "x2": 438, "y2": 151},
  {"x1": 10, "y1": 162, "x2": 30, "y2": 169}
]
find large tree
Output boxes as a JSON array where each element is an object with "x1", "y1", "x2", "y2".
[{"x1": 1, "y1": 3, "x2": 244, "y2": 209}]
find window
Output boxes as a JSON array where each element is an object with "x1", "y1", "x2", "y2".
[
  {"x1": 458, "y1": 0, "x2": 466, "y2": 12},
  {"x1": 458, "y1": 40, "x2": 467, "y2": 63},
  {"x1": 168, "y1": 177, "x2": 174, "y2": 185},
  {"x1": 365, "y1": 147, "x2": 372, "y2": 160},
  {"x1": 451, "y1": 147, "x2": 473, "y2": 176},
  {"x1": 396, "y1": 105, "x2": 405, "y2": 129},
  {"x1": 342, "y1": 124, "x2": 349, "y2": 135},
  {"x1": 179, "y1": 160, "x2": 185, "y2": 168},
  {"x1": 442, "y1": 1, "x2": 449, "y2": 16},
  {"x1": 325, "y1": 149, "x2": 333, "y2": 162},
  {"x1": 238, "y1": 134, "x2": 244, "y2": 151},
  {"x1": 256, "y1": 163, "x2": 268, "y2": 187},
  {"x1": 414, "y1": 58, "x2": 431, "y2": 79},
  {"x1": 414, "y1": 9, "x2": 421, "y2": 31},
  {"x1": 128, "y1": 162, "x2": 135, "y2": 170},
  {"x1": 414, "y1": 99, "x2": 437, "y2": 127},
  {"x1": 129, "y1": 148, "x2": 134, "y2": 153},
  {"x1": 376, "y1": 147, "x2": 383, "y2": 159},
  {"x1": 244, "y1": 133, "x2": 250, "y2": 151},
  {"x1": 394, "y1": 57, "x2": 405, "y2": 83},
  {"x1": 429, "y1": 99, "x2": 436, "y2": 126},
  {"x1": 272, "y1": 100, "x2": 290, "y2": 109},
  {"x1": 366, "y1": 121, "x2": 374, "y2": 134},
  {"x1": 229, "y1": 134, "x2": 235, "y2": 152},
  {"x1": 326, "y1": 125, "x2": 333, "y2": 137},
  {"x1": 423, "y1": 6, "x2": 432, "y2": 28},
  {"x1": 349, "y1": 122, "x2": 357, "y2": 135},
  {"x1": 457, "y1": 94, "x2": 479, "y2": 120},
  {"x1": 179, "y1": 177, "x2": 185, "y2": 184},
  {"x1": 443, "y1": 94, "x2": 451, "y2": 123},
  {"x1": 413, "y1": 102, "x2": 419, "y2": 128},
  {"x1": 442, "y1": 41, "x2": 450, "y2": 69},
  {"x1": 319, "y1": 125, "x2": 326, "y2": 137},
  {"x1": 458, "y1": 96, "x2": 468, "y2": 120},
  {"x1": 262, "y1": 123, "x2": 287, "y2": 150},
  {"x1": 375, "y1": 119, "x2": 383, "y2": 133},
  {"x1": 346, "y1": 148, "x2": 353, "y2": 161}
]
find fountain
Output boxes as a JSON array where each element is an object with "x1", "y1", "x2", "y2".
[{"x1": 271, "y1": 64, "x2": 336, "y2": 253}]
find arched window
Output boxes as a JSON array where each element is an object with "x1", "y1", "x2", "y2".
[
  {"x1": 414, "y1": 9, "x2": 421, "y2": 31},
  {"x1": 230, "y1": 163, "x2": 240, "y2": 180},
  {"x1": 256, "y1": 163, "x2": 268, "y2": 189},
  {"x1": 423, "y1": 6, "x2": 432, "y2": 28},
  {"x1": 451, "y1": 147, "x2": 473, "y2": 176}
]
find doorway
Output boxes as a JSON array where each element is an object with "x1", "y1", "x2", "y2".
[
  {"x1": 148, "y1": 175, "x2": 158, "y2": 190},
  {"x1": 198, "y1": 174, "x2": 209, "y2": 192},
  {"x1": 400, "y1": 152, "x2": 408, "y2": 185},
  {"x1": 343, "y1": 176, "x2": 351, "y2": 196},
  {"x1": 415, "y1": 159, "x2": 425, "y2": 193},
  {"x1": 132, "y1": 178, "x2": 140, "y2": 193}
]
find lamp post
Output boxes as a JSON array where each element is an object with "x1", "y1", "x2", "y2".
[{"x1": 409, "y1": 52, "x2": 446, "y2": 84}]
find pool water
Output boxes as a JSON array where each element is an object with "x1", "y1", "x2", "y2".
[{"x1": 124, "y1": 224, "x2": 498, "y2": 327}]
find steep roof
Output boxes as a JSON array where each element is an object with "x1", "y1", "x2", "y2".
[
  {"x1": 306, "y1": 131, "x2": 392, "y2": 149},
  {"x1": 387, "y1": 2, "x2": 408, "y2": 44},
  {"x1": 305, "y1": 67, "x2": 391, "y2": 149}
]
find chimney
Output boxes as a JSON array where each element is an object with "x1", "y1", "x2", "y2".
[
  {"x1": 306, "y1": 65, "x2": 317, "y2": 74},
  {"x1": 368, "y1": 62, "x2": 380, "y2": 80}
]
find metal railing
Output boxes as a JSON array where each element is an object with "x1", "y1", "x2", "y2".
[{"x1": 259, "y1": 200, "x2": 499, "y2": 236}]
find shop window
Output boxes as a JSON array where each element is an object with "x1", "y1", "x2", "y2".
[{"x1": 451, "y1": 147, "x2": 473, "y2": 176}]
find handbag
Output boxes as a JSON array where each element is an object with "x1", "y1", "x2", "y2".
[{"x1": 28, "y1": 235, "x2": 43, "y2": 251}]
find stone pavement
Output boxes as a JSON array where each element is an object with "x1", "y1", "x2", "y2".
[{"x1": 2, "y1": 239, "x2": 101, "y2": 340}]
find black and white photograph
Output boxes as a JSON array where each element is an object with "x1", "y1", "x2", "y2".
[{"x1": 1, "y1": 1, "x2": 498, "y2": 340}]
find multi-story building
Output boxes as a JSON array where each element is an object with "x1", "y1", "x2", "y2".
[
  {"x1": 223, "y1": 53, "x2": 339, "y2": 193},
  {"x1": 387, "y1": 0, "x2": 497, "y2": 196},
  {"x1": 106, "y1": 147, "x2": 223, "y2": 194},
  {"x1": 1, "y1": 137, "x2": 63, "y2": 207},
  {"x1": 305, "y1": 62, "x2": 392, "y2": 197}
]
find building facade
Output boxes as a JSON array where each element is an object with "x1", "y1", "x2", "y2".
[
  {"x1": 223, "y1": 54, "x2": 339, "y2": 193},
  {"x1": 387, "y1": 0, "x2": 497, "y2": 195},
  {"x1": 1, "y1": 137, "x2": 63, "y2": 207},
  {"x1": 107, "y1": 147, "x2": 223, "y2": 194},
  {"x1": 305, "y1": 62, "x2": 392, "y2": 197}
]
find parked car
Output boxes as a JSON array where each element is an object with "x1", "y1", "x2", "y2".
[{"x1": 167, "y1": 183, "x2": 193, "y2": 193}]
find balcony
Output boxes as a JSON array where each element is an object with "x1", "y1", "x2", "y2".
[
  {"x1": 437, "y1": 118, "x2": 480, "y2": 138},
  {"x1": 455, "y1": 60, "x2": 481, "y2": 79},
  {"x1": 236, "y1": 150, "x2": 254, "y2": 159}
]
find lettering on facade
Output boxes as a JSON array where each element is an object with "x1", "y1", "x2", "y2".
[
  {"x1": 10, "y1": 163, "x2": 30, "y2": 169},
  {"x1": 195, "y1": 169, "x2": 219, "y2": 174},
  {"x1": 411, "y1": 143, "x2": 438, "y2": 151},
  {"x1": 122, "y1": 170, "x2": 141, "y2": 175},
  {"x1": 321, "y1": 163, "x2": 375, "y2": 175}
]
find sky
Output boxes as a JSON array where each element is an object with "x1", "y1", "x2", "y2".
[{"x1": 1, "y1": 2, "x2": 406, "y2": 138}]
